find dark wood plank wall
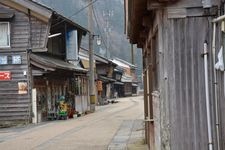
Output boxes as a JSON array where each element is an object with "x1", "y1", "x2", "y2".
[
  {"x1": 0, "y1": 52, "x2": 30, "y2": 125},
  {"x1": 31, "y1": 17, "x2": 48, "y2": 48},
  {"x1": 0, "y1": 3, "x2": 49, "y2": 125},
  {"x1": 0, "y1": 3, "x2": 48, "y2": 50},
  {"x1": 10, "y1": 11, "x2": 29, "y2": 49}
]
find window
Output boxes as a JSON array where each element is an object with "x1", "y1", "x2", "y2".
[{"x1": 0, "y1": 22, "x2": 10, "y2": 47}]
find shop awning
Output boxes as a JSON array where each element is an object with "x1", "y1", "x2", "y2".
[
  {"x1": 80, "y1": 59, "x2": 89, "y2": 69},
  {"x1": 30, "y1": 53, "x2": 87, "y2": 73},
  {"x1": 79, "y1": 53, "x2": 96, "y2": 69},
  {"x1": 121, "y1": 75, "x2": 133, "y2": 83},
  {"x1": 98, "y1": 75, "x2": 116, "y2": 82},
  {"x1": 132, "y1": 83, "x2": 138, "y2": 87}
]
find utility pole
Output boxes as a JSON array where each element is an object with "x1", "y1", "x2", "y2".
[
  {"x1": 103, "y1": 9, "x2": 113, "y2": 58},
  {"x1": 88, "y1": 0, "x2": 95, "y2": 112},
  {"x1": 131, "y1": 44, "x2": 134, "y2": 64}
]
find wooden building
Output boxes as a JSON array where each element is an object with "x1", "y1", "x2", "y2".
[
  {"x1": 112, "y1": 58, "x2": 138, "y2": 97},
  {"x1": 0, "y1": 0, "x2": 89, "y2": 126},
  {"x1": 112, "y1": 68, "x2": 124, "y2": 97},
  {"x1": 125, "y1": 0, "x2": 225, "y2": 150},
  {"x1": 79, "y1": 48, "x2": 117, "y2": 104}
]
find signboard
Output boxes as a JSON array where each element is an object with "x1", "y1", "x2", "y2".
[
  {"x1": 66, "y1": 30, "x2": 78, "y2": 61},
  {"x1": 18, "y1": 82, "x2": 28, "y2": 94},
  {"x1": 97, "y1": 80, "x2": 103, "y2": 91},
  {"x1": 0, "y1": 71, "x2": 11, "y2": 80}
]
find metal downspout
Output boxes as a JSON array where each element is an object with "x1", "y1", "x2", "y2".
[{"x1": 203, "y1": 42, "x2": 213, "y2": 150}]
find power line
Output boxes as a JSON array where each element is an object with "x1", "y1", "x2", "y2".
[
  {"x1": 92, "y1": 6, "x2": 107, "y2": 50},
  {"x1": 52, "y1": 0, "x2": 99, "y2": 28},
  {"x1": 92, "y1": 5, "x2": 114, "y2": 57}
]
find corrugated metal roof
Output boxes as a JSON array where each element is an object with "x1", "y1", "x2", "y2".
[
  {"x1": 112, "y1": 59, "x2": 130, "y2": 68},
  {"x1": 121, "y1": 75, "x2": 132, "y2": 83},
  {"x1": 98, "y1": 75, "x2": 116, "y2": 82}
]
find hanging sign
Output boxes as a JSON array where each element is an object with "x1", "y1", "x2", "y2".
[{"x1": 0, "y1": 71, "x2": 11, "y2": 80}]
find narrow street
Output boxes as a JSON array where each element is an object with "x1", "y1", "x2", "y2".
[{"x1": 0, "y1": 96, "x2": 144, "y2": 150}]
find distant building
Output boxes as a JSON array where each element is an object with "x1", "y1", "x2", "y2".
[
  {"x1": 79, "y1": 48, "x2": 117, "y2": 105},
  {"x1": 112, "y1": 58, "x2": 138, "y2": 97}
]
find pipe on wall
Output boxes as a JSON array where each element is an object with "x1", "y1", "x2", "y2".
[{"x1": 203, "y1": 42, "x2": 213, "y2": 150}]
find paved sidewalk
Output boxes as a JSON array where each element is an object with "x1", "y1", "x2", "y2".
[{"x1": 108, "y1": 119, "x2": 148, "y2": 150}]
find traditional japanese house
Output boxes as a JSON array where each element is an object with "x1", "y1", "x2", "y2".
[
  {"x1": 112, "y1": 58, "x2": 137, "y2": 97},
  {"x1": 0, "y1": 0, "x2": 89, "y2": 126},
  {"x1": 95, "y1": 54, "x2": 116, "y2": 103},
  {"x1": 79, "y1": 48, "x2": 117, "y2": 104},
  {"x1": 112, "y1": 67, "x2": 124, "y2": 97},
  {"x1": 125, "y1": 0, "x2": 225, "y2": 150}
]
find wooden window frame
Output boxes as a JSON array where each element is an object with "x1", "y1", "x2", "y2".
[{"x1": 0, "y1": 22, "x2": 10, "y2": 48}]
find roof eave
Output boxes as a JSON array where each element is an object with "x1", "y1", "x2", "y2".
[
  {"x1": 0, "y1": 0, "x2": 52, "y2": 22},
  {"x1": 53, "y1": 12, "x2": 89, "y2": 35}
]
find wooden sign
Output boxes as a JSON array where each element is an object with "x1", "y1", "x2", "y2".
[
  {"x1": 97, "y1": 80, "x2": 103, "y2": 91},
  {"x1": 0, "y1": 71, "x2": 11, "y2": 80},
  {"x1": 18, "y1": 82, "x2": 28, "y2": 94}
]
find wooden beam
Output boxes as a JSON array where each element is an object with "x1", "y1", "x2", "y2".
[
  {"x1": 167, "y1": 6, "x2": 218, "y2": 19},
  {"x1": 137, "y1": 38, "x2": 145, "y2": 48},
  {"x1": 147, "y1": 0, "x2": 166, "y2": 10},
  {"x1": 139, "y1": 29, "x2": 148, "y2": 39},
  {"x1": 142, "y1": 15, "x2": 152, "y2": 28},
  {"x1": 147, "y1": 0, "x2": 179, "y2": 10},
  {"x1": 12, "y1": 0, "x2": 52, "y2": 19}
]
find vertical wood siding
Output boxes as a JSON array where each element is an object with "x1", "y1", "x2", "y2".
[
  {"x1": 143, "y1": 10, "x2": 225, "y2": 150},
  {"x1": 158, "y1": 15, "x2": 218, "y2": 150}
]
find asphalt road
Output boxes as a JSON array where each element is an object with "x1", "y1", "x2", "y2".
[{"x1": 0, "y1": 96, "x2": 144, "y2": 150}]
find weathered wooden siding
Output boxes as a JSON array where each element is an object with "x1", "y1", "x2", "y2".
[
  {"x1": 0, "y1": 3, "x2": 48, "y2": 51},
  {"x1": 157, "y1": 13, "x2": 218, "y2": 150},
  {"x1": 218, "y1": 71, "x2": 225, "y2": 149},
  {"x1": 0, "y1": 52, "x2": 30, "y2": 125},
  {"x1": 0, "y1": 3, "x2": 49, "y2": 125},
  {"x1": 168, "y1": 0, "x2": 220, "y2": 7},
  {"x1": 124, "y1": 83, "x2": 132, "y2": 96},
  {"x1": 30, "y1": 16, "x2": 48, "y2": 49}
]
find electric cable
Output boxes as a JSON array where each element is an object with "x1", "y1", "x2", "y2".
[
  {"x1": 92, "y1": 4, "x2": 114, "y2": 56},
  {"x1": 52, "y1": 0, "x2": 99, "y2": 28},
  {"x1": 92, "y1": 6, "x2": 108, "y2": 50}
]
